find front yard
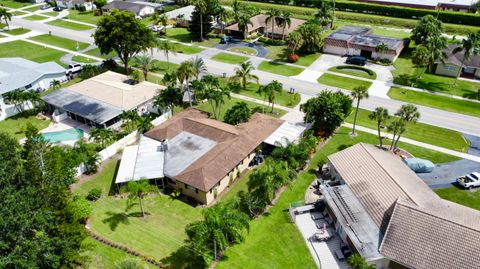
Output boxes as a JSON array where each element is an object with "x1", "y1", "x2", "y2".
[
  {"x1": 66, "y1": 10, "x2": 101, "y2": 25},
  {"x1": 47, "y1": 19, "x2": 95, "y2": 30},
  {"x1": 211, "y1": 52, "x2": 248, "y2": 65},
  {"x1": 258, "y1": 61, "x2": 304, "y2": 76},
  {"x1": 165, "y1": 27, "x2": 220, "y2": 47},
  {"x1": 435, "y1": 187, "x2": 480, "y2": 211},
  {"x1": 317, "y1": 73, "x2": 372, "y2": 90},
  {"x1": 0, "y1": 0, "x2": 33, "y2": 8},
  {"x1": 0, "y1": 40, "x2": 66, "y2": 66},
  {"x1": 29, "y1": 34, "x2": 90, "y2": 51}
]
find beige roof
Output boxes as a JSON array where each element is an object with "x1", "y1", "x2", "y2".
[
  {"x1": 68, "y1": 71, "x2": 163, "y2": 110},
  {"x1": 225, "y1": 14, "x2": 306, "y2": 36},
  {"x1": 328, "y1": 143, "x2": 438, "y2": 227},
  {"x1": 145, "y1": 108, "x2": 283, "y2": 191},
  {"x1": 379, "y1": 198, "x2": 480, "y2": 269}
]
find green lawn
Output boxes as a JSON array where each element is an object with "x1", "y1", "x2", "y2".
[
  {"x1": 72, "y1": 55, "x2": 98, "y2": 63},
  {"x1": 258, "y1": 61, "x2": 304, "y2": 76},
  {"x1": 0, "y1": 40, "x2": 66, "y2": 66},
  {"x1": 196, "y1": 96, "x2": 287, "y2": 121},
  {"x1": 329, "y1": 65, "x2": 377, "y2": 80},
  {"x1": 66, "y1": 10, "x2": 101, "y2": 25},
  {"x1": 47, "y1": 19, "x2": 95, "y2": 30},
  {"x1": 165, "y1": 27, "x2": 220, "y2": 47},
  {"x1": 435, "y1": 187, "x2": 480, "y2": 211},
  {"x1": 228, "y1": 46, "x2": 258, "y2": 56},
  {"x1": 388, "y1": 87, "x2": 480, "y2": 118},
  {"x1": 12, "y1": 10, "x2": 27, "y2": 16},
  {"x1": 3, "y1": 27, "x2": 30, "y2": 35},
  {"x1": 346, "y1": 108, "x2": 469, "y2": 152},
  {"x1": 74, "y1": 159, "x2": 203, "y2": 262},
  {"x1": 318, "y1": 73, "x2": 372, "y2": 90},
  {"x1": 84, "y1": 47, "x2": 116, "y2": 59},
  {"x1": 211, "y1": 52, "x2": 248, "y2": 65},
  {"x1": 23, "y1": 14, "x2": 48, "y2": 21},
  {"x1": 0, "y1": 115, "x2": 50, "y2": 140},
  {"x1": 151, "y1": 60, "x2": 179, "y2": 74},
  {"x1": 218, "y1": 168, "x2": 256, "y2": 203},
  {"x1": 173, "y1": 43, "x2": 204, "y2": 54},
  {"x1": 264, "y1": 44, "x2": 320, "y2": 67},
  {"x1": 29, "y1": 34, "x2": 90, "y2": 51},
  {"x1": 0, "y1": 0, "x2": 33, "y2": 8},
  {"x1": 41, "y1": 11, "x2": 59, "y2": 17},
  {"x1": 22, "y1": 5, "x2": 41, "y2": 12}
]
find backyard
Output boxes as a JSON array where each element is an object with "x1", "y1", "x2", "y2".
[
  {"x1": 317, "y1": 73, "x2": 372, "y2": 90},
  {"x1": 0, "y1": 40, "x2": 66, "y2": 66},
  {"x1": 0, "y1": 115, "x2": 50, "y2": 140}
]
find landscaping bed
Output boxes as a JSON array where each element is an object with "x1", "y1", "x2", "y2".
[
  {"x1": 258, "y1": 61, "x2": 304, "y2": 76},
  {"x1": 329, "y1": 65, "x2": 377, "y2": 80},
  {"x1": 317, "y1": 73, "x2": 372, "y2": 90}
]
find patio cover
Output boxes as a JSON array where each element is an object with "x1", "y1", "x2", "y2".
[
  {"x1": 263, "y1": 122, "x2": 306, "y2": 146},
  {"x1": 115, "y1": 145, "x2": 140, "y2": 184}
]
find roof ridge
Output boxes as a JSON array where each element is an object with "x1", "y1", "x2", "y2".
[{"x1": 185, "y1": 117, "x2": 238, "y2": 134}]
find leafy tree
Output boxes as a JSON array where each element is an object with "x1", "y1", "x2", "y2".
[
  {"x1": 234, "y1": 191, "x2": 266, "y2": 217},
  {"x1": 0, "y1": 8, "x2": 12, "y2": 30},
  {"x1": 452, "y1": 32, "x2": 480, "y2": 81},
  {"x1": 300, "y1": 90, "x2": 352, "y2": 136},
  {"x1": 265, "y1": 8, "x2": 280, "y2": 40},
  {"x1": 73, "y1": 140, "x2": 101, "y2": 174},
  {"x1": 93, "y1": 0, "x2": 107, "y2": 15},
  {"x1": 194, "y1": 75, "x2": 230, "y2": 119},
  {"x1": 94, "y1": 9, "x2": 154, "y2": 73},
  {"x1": 296, "y1": 22, "x2": 323, "y2": 53},
  {"x1": 70, "y1": 195, "x2": 92, "y2": 224},
  {"x1": 231, "y1": 0, "x2": 241, "y2": 22},
  {"x1": 347, "y1": 253, "x2": 371, "y2": 269},
  {"x1": 286, "y1": 30, "x2": 303, "y2": 55},
  {"x1": 188, "y1": 0, "x2": 219, "y2": 40},
  {"x1": 224, "y1": 101, "x2": 251, "y2": 125},
  {"x1": 238, "y1": 13, "x2": 253, "y2": 38},
  {"x1": 411, "y1": 45, "x2": 430, "y2": 86},
  {"x1": 156, "y1": 40, "x2": 177, "y2": 69},
  {"x1": 231, "y1": 61, "x2": 258, "y2": 90},
  {"x1": 411, "y1": 15, "x2": 443, "y2": 46},
  {"x1": 176, "y1": 60, "x2": 196, "y2": 106},
  {"x1": 271, "y1": 138, "x2": 309, "y2": 170},
  {"x1": 121, "y1": 110, "x2": 140, "y2": 133},
  {"x1": 132, "y1": 53, "x2": 154, "y2": 79},
  {"x1": 129, "y1": 69, "x2": 144, "y2": 83},
  {"x1": 136, "y1": 115, "x2": 154, "y2": 133},
  {"x1": 368, "y1": 107, "x2": 389, "y2": 148},
  {"x1": 217, "y1": 6, "x2": 233, "y2": 35},
  {"x1": 154, "y1": 13, "x2": 168, "y2": 35},
  {"x1": 154, "y1": 86, "x2": 183, "y2": 114},
  {"x1": 314, "y1": 1, "x2": 333, "y2": 28},
  {"x1": 89, "y1": 127, "x2": 116, "y2": 148},
  {"x1": 162, "y1": 71, "x2": 178, "y2": 87},
  {"x1": 120, "y1": 180, "x2": 157, "y2": 217},
  {"x1": 350, "y1": 86, "x2": 369, "y2": 135}
]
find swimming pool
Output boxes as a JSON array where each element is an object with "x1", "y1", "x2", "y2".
[{"x1": 42, "y1": 128, "x2": 84, "y2": 143}]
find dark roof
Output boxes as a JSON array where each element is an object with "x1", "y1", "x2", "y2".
[
  {"x1": 105, "y1": 1, "x2": 160, "y2": 13},
  {"x1": 442, "y1": 44, "x2": 480, "y2": 68},
  {"x1": 325, "y1": 26, "x2": 404, "y2": 51},
  {"x1": 335, "y1": 26, "x2": 372, "y2": 36}
]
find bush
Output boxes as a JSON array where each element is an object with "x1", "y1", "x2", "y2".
[
  {"x1": 336, "y1": 65, "x2": 375, "y2": 76},
  {"x1": 71, "y1": 196, "x2": 92, "y2": 224},
  {"x1": 288, "y1": 54, "x2": 299, "y2": 63},
  {"x1": 224, "y1": 101, "x2": 251, "y2": 125},
  {"x1": 80, "y1": 64, "x2": 107, "y2": 79},
  {"x1": 86, "y1": 188, "x2": 102, "y2": 201}
]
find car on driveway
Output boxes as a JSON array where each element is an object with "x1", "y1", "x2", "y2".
[
  {"x1": 220, "y1": 36, "x2": 233, "y2": 44},
  {"x1": 65, "y1": 63, "x2": 82, "y2": 76},
  {"x1": 456, "y1": 172, "x2": 480, "y2": 189},
  {"x1": 40, "y1": 5, "x2": 51, "y2": 10},
  {"x1": 346, "y1": 56, "x2": 367, "y2": 66}
]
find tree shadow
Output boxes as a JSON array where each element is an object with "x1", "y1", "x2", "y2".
[
  {"x1": 102, "y1": 211, "x2": 130, "y2": 231},
  {"x1": 161, "y1": 245, "x2": 205, "y2": 269},
  {"x1": 107, "y1": 160, "x2": 121, "y2": 196},
  {"x1": 461, "y1": 89, "x2": 480, "y2": 100}
]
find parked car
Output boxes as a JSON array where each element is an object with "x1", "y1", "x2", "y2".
[
  {"x1": 65, "y1": 63, "x2": 82, "y2": 76},
  {"x1": 53, "y1": 6, "x2": 63, "y2": 11},
  {"x1": 346, "y1": 56, "x2": 367, "y2": 66},
  {"x1": 456, "y1": 172, "x2": 480, "y2": 189},
  {"x1": 220, "y1": 36, "x2": 233, "y2": 44},
  {"x1": 149, "y1": 25, "x2": 158, "y2": 32}
]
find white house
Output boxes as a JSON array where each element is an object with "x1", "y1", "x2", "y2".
[
  {"x1": 104, "y1": 1, "x2": 161, "y2": 17},
  {"x1": 56, "y1": 0, "x2": 95, "y2": 11},
  {"x1": 0, "y1": 58, "x2": 66, "y2": 121}
]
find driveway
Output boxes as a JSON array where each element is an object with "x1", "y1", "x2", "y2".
[{"x1": 214, "y1": 39, "x2": 269, "y2": 58}]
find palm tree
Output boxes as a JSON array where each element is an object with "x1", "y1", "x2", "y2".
[
  {"x1": 120, "y1": 180, "x2": 156, "y2": 217},
  {"x1": 375, "y1": 42, "x2": 389, "y2": 60},
  {"x1": 191, "y1": 56, "x2": 207, "y2": 80},
  {"x1": 232, "y1": 61, "x2": 258, "y2": 90},
  {"x1": 120, "y1": 110, "x2": 140, "y2": 133},
  {"x1": 238, "y1": 14, "x2": 253, "y2": 39},
  {"x1": 232, "y1": 0, "x2": 241, "y2": 22},
  {"x1": 278, "y1": 11, "x2": 292, "y2": 41},
  {"x1": 286, "y1": 31, "x2": 303, "y2": 55},
  {"x1": 347, "y1": 253, "x2": 368, "y2": 269},
  {"x1": 368, "y1": 107, "x2": 389, "y2": 148},
  {"x1": 154, "y1": 86, "x2": 182, "y2": 115},
  {"x1": 265, "y1": 9, "x2": 279, "y2": 40},
  {"x1": 136, "y1": 115, "x2": 153, "y2": 133},
  {"x1": 156, "y1": 40, "x2": 176, "y2": 70},
  {"x1": 161, "y1": 71, "x2": 178, "y2": 87},
  {"x1": 266, "y1": 80, "x2": 282, "y2": 113},
  {"x1": 452, "y1": 32, "x2": 479, "y2": 83},
  {"x1": 194, "y1": 0, "x2": 208, "y2": 41},
  {"x1": 350, "y1": 86, "x2": 369, "y2": 135},
  {"x1": 425, "y1": 36, "x2": 447, "y2": 72},
  {"x1": 50, "y1": 80, "x2": 61, "y2": 90},
  {"x1": 218, "y1": 6, "x2": 232, "y2": 35},
  {"x1": 132, "y1": 53, "x2": 154, "y2": 79},
  {"x1": 89, "y1": 128, "x2": 116, "y2": 148},
  {"x1": 0, "y1": 8, "x2": 12, "y2": 30},
  {"x1": 314, "y1": 2, "x2": 333, "y2": 28},
  {"x1": 390, "y1": 104, "x2": 420, "y2": 150},
  {"x1": 387, "y1": 119, "x2": 406, "y2": 151},
  {"x1": 176, "y1": 61, "x2": 196, "y2": 106}
]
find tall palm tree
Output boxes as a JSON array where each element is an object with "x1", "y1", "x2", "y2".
[
  {"x1": 350, "y1": 86, "x2": 369, "y2": 135},
  {"x1": 388, "y1": 119, "x2": 406, "y2": 151},
  {"x1": 232, "y1": 0, "x2": 241, "y2": 22},
  {"x1": 368, "y1": 107, "x2": 389, "y2": 148},
  {"x1": 453, "y1": 32, "x2": 479, "y2": 82},
  {"x1": 391, "y1": 104, "x2": 420, "y2": 150},
  {"x1": 375, "y1": 42, "x2": 389, "y2": 60},
  {"x1": 266, "y1": 80, "x2": 282, "y2": 112},
  {"x1": 232, "y1": 61, "x2": 258, "y2": 90},
  {"x1": 154, "y1": 86, "x2": 182, "y2": 115},
  {"x1": 194, "y1": 0, "x2": 208, "y2": 41},
  {"x1": 161, "y1": 71, "x2": 178, "y2": 87},
  {"x1": 278, "y1": 11, "x2": 292, "y2": 41},
  {"x1": 218, "y1": 6, "x2": 232, "y2": 35},
  {"x1": 314, "y1": 2, "x2": 333, "y2": 29},
  {"x1": 191, "y1": 56, "x2": 207, "y2": 80},
  {"x1": 425, "y1": 35, "x2": 447, "y2": 72},
  {"x1": 286, "y1": 31, "x2": 303, "y2": 55},
  {"x1": 265, "y1": 9, "x2": 279, "y2": 40},
  {"x1": 176, "y1": 61, "x2": 196, "y2": 106},
  {"x1": 136, "y1": 115, "x2": 153, "y2": 133},
  {"x1": 120, "y1": 110, "x2": 140, "y2": 133},
  {"x1": 0, "y1": 8, "x2": 12, "y2": 30},
  {"x1": 238, "y1": 14, "x2": 253, "y2": 39},
  {"x1": 132, "y1": 53, "x2": 155, "y2": 79},
  {"x1": 120, "y1": 180, "x2": 156, "y2": 217},
  {"x1": 156, "y1": 40, "x2": 177, "y2": 70}
]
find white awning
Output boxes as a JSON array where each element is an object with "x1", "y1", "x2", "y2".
[
  {"x1": 133, "y1": 136, "x2": 165, "y2": 180},
  {"x1": 264, "y1": 122, "x2": 306, "y2": 146},
  {"x1": 115, "y1": 145, "x2": 139, "y2": 184}
]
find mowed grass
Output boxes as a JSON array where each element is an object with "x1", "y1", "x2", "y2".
[
  {"x1": 12, "y1": 10, "x2": 27, "y2": 16},
  {"x1": 228, "y1": 46, "x2": 257, "y2": 56},
  {"x1": 0, "y1": 0, "x2": 33, "y2": 8},
  {"x1": 435, "y1": 187, "x2": 480, "y2": 211},
  {"x1": 165, "y1": 27, "x2": 220, "y2": 47},
  {"x1": 318, "y1": 73, "x2": 372, "y2": 90},
  {"x1": 29, "y1": 34, "x2": 90, "y2": 51},
  {"x1": 0, "y1": 115, "x2": 50, "y2": 140},
  {"x1": 71, "y1": 55, "x2": 98, "y2": 63},
  {"x1": 258, "y1": 61, "x2": 304, "y2": 76},
  {"x1": 0, "y1": 40, "x2": 66, "y2": 66},
  {"x1": 66, "y1": 10, "x2": 101, "y2": 25},
  {"x1": 84, "y1": 47, "x2": 116, "y2": 59},
  {"x1": 23, "y1": 14, "x2": 48, "y2": 21},
  {"x1": 329, "y1": 65, "x2": 377, "y2": 80},
  {"x1": 211, "y1": 52, "x2": 248, "y2": 65},
  {"x1": 346, "y1": 108, "x2": 470, "y2": 152},
  {"x1": 388, "y1": 87, "x2": 480, "y2": 118},
  {"x1": 74, "y1": 159, "x2": 203, "y2": 262},
  {"x1": 196, "y1": 96, "x2": 287, "y2": 120},
  {"x1": 173, "y1": 43, "x2": 204, "y2": 54},
  {"x1": 3, "y1": 27, "x2": 30, "y2": 35},
  {"x1": 47, "y1": 19, "x2": 95, "y2": 30},
  {"x1": 263, "y1": 44, "x2": 320, "y2": 67},
  {"x1": 23, "y1": 5, "x2": 41, "y2": 12}
]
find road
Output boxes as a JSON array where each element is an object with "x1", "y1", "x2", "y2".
[{"x1": 9, "y1": 18, "x2": 480, "y2": 136}]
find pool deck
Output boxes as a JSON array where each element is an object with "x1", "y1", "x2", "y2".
[{"x1": 39, "y1": 118, "x2": 90, "y2": 146}]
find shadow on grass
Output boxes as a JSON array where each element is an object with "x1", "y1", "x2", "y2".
[
  {"x1": 102, "y1": 209, "x2": 146, "y2": 231},
  {"x1": 161, "y1": 245, "x2": 205, "y2": 269}
]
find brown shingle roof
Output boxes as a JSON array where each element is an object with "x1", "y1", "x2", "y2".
[
  {"x1": 225, "y1": 14, "x2": 306, "y2": 36},
  {"x1": 440, "y1": 44, "x2": 480, "y2": 68},
  {"x1": 145, "y1": 108, "x2": 283, "y2": 191}
]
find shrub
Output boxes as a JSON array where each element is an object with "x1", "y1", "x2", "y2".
[
  {"x1": 71, "y1": 196, "x2": 92, "y2": 224},
  {"x1": 288, "y1": 54, "x2": 299, "y2": 62},
  {"x1": 224, "y1": 101, "x2": 252, "y2": 125},
  {"x1": 86, "y1": 188, "x2": 102, "y2": 201}
]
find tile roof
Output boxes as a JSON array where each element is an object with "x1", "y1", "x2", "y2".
[
  {"x1": 225, "y1": 14, "x2": 306, "y2": 36},
  {"x1": 441, "y1": 44, "x2": 480, "y2": 68}
]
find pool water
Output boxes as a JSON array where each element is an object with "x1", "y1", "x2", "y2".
[{"x1": 42, "y1": 128, "x2": 84, "y2": 142}]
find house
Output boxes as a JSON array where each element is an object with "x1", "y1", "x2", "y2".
[
  {"x1": 165, "y1": 5, "x2": 195, "y2": 27},
  {"x1": 435, "y1": 44, "x2": 480, "y2": 79},
  {"x1": 225, "y1": 14, "x2": 306, "y2": 39},
  {"x1": 319, "y1": 143, "x2": 480, "y2": 269},
  {"x1": 353, "y1": 0, "x2": 476, "y2": 12},
  {"x1": 323, "y1": 26, "x2": 406, "y2": 61},
  {"x1": 56, "y1": 0, "x2": 94, "y2": 11},
  {"x1": 115, "y1": 108, "x2": 306, "y2": 204},
  {"x1": 41, "y1": 71, "x2": 163, "y2": 129},
  {"x1": 104, "y1": 0, "x2": 162, "y2": 17},
  {"x1": 0, "y1": 58, "x2": 66, "y2": 121}
]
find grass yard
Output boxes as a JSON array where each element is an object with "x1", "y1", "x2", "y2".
[
  {"x1": 173, "y1": 43, "x2": 204, "y2": 54},
  {"x1": 258, "y1": 61, "x2": 304, "y2": 76},
  {"x1": 47, "y1": 19, "x2": 95, "y2": 30},
  {"x1": 41, "y1": 11, "x2": 60, "y2": 17},
  {"x1": 165, "y1": 27, "x2": 220, "y2": 47},
  {"x1": 435, "y1": 187, "x2": 480, "y2": 211},
  {"x1": 12, "y1": 10, "x2": 27, "y2": 16},
  {"x1": 150, "y1": 60, "x2": 179, "y2": 74},
  {"x1": 0, "y1": 0, "x2": 33, "y2": 8},
  {"x1": 264, "y1": 44, "x2": 320, "y2": 67},
  {"x1": 0, "y1": 115, "x2": 50, "y2": 140},
  {"x1": 196, "y1": 96, "x2": 287, "y2": 121},
  {"x1": 0, "y1": 40, "x2": 66, "y2": 66},
  {"x1": 22, "y1": 5, "x2": 41, "y2": 12},
  {"x1": 211, "y1": 52, "x2": 248, "y2": 65},
  {"x1": 218, "y1": 168, "x2": 256, "y2": 203},
  {"x1": 74, "y1": 159, "x2": 203, "y2": 262},
  {"x1": 317, "y1": 73, "x2": 372, "y2": 90},
  {"x1": 71, "y1": 55, "x2": 98, "y2": 63},
  {"x1": 388, "y1": 87, "x2": 480, "y2": 118},
  {"x1": 329, "y1": 65, "x2": 377, "y2": 80},
  {"x1": 3, "y1": 27, "x2": 30, "y2": 35},
  {"x1": 29, "y1": 34, "x2": 90, "y2": 51},
  {"x1": 228, "y1": 46, "x2": 258, "y2": 56},
  {"x1": 84, "y1": 47, "x2": 116, "y2": 59},
  {"x1": 346, "y1": 108, "x2": 470, "y2": 152},
  {"x1": 23, "y1": 14, "x2": 48, "y2": 21},
  {"x1": 66, "y1": 10, "x2": 101, "y2": 25}
]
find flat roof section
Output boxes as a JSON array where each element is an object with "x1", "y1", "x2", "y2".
[
  {"x1": 264, "y1": 122, "x2": 306, "y2": 146},
  {"x1": 115, "y1": 145, "x2": 140, "y2": 184},
  {"x1": 133, "y1": 136, "x2": 165, "y2": 180}
]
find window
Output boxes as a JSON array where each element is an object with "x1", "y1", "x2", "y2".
[
  {"x1": 443, "y1": 65, "x2": 456, "y2": 71},
  {"x1": 186, "y1": 184, "x2": 197, "y2": 192},
  {"x1": 25, "y1": 84, "x2": 32, "y2": 89}
]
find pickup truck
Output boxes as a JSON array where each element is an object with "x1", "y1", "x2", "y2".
[
  {"x1": 456, "y1": 172, "x2": 480, "y2": 189},
  {"x1": 65, "y1": 63, "x2": 82, "y2": 76}
]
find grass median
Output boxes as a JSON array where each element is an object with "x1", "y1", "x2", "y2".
[
  {"x1": 47, "y1": 19, "x2": 95, "y2": 31},
  {"x1": 29, "y1": 34, "x2": 90, "y2": 51},
  {"x1": 258, "y1": 61, "x2": 304, "y2": 76}
]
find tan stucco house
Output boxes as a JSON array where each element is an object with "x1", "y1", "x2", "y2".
[{"x1": 435, "y1": 44, "x2": 480, "y2": 79}]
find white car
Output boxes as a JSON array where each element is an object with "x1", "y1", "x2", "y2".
[
  {"x1": 65, "y1": 63, "x2": 82, "y2": 76},
  {"x1": 456, "y1": 172, "x2": 480, "y2": 189}
]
